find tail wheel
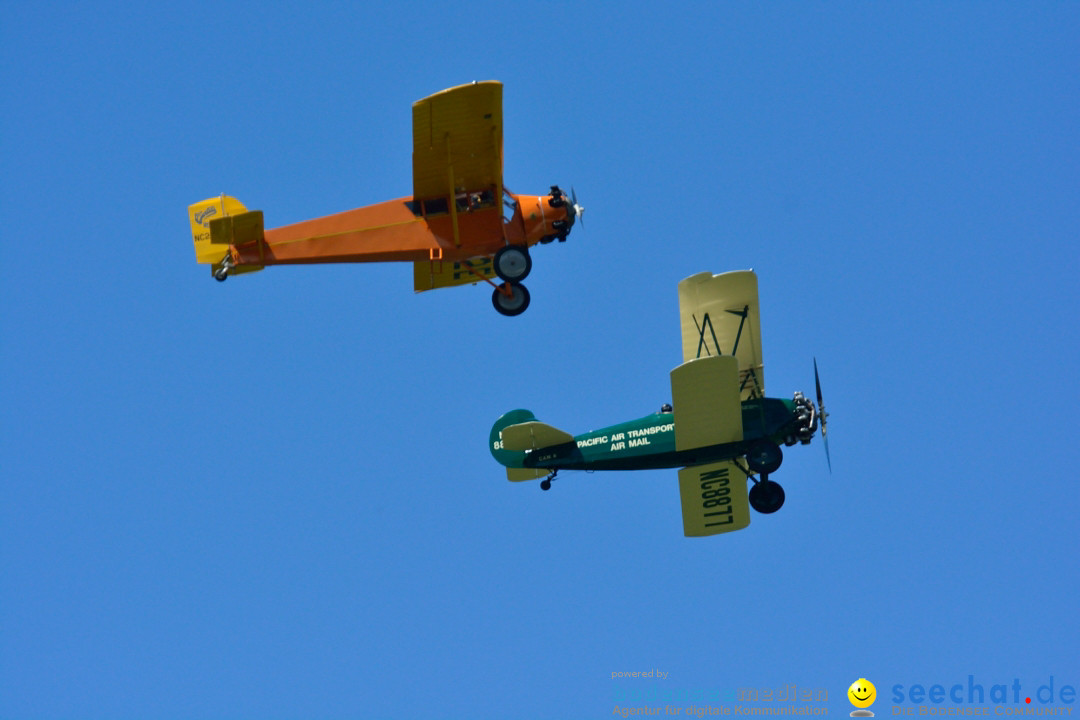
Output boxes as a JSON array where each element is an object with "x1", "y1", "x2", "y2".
[
  {"x1": 749, "y1": 479, "x2": 785, "y2": 514},
  {"x1": 493, "y1": 245, "x2": 532, "y2": 282},
  {"x1": 745, "y1": 440, "x2": 783, "y2": 474},
  {"x1": 492, "y1": 282, "x2": 530, "y2": 316}
]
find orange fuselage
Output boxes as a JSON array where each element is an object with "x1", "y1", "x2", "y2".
[{"x1": 230, "y1": 191, "x2": 568, "y2": 267}]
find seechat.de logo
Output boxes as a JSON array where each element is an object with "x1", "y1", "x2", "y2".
[{"x1": 849, "y1": 678, "x2": 877, "y2": 717}]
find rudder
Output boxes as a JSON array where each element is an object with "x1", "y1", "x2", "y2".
[
  {"x1": 490, "y1": 409, "x2": 551, "y2": 481},
  {"x1": 490, "y1": 409, "x2": 537, "y2": 468},
  {"x1": 188, "y1": 195, "x2": 247, "y2": 265}
]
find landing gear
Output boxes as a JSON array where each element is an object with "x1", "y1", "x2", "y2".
[
  {"x1": 540, "y1": 470, "x2": 557, "y2": 491},
  {"x1": 493, "y1": 245, "x2": 531, "y2": 282},
  {"x1": 736, "y1": 444, "x2": 785, "y2": 514},
  {"x1": 745, "y1": 440, "x2": 783, "y2": 474},
  {"x1": 492, "y1": 282, "x2": 530, "y2": 316},
  {"x1": 212, "y1": 255, "x2": 235, "y2": 282},
  {"x1": 749, "y1": 477, "x2": 786, "y2": 514}
]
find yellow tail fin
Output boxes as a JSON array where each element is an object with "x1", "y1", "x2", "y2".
[{"x1": 188, "y1": 195, "x2": 248, "y2": 264}]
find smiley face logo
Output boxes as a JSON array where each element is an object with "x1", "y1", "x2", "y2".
[{"x1": 848, "y1": 678, "x2": 876, "y2": 710}]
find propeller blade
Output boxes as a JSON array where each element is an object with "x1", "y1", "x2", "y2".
[
  {"x1": 570, "y1": 186, "x2": 584, "y2": 228},
  {"x1": 814, "y1": 357, "x2": 831, "y2": 473}
]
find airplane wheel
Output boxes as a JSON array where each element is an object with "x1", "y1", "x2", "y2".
[
  {"x1": 749, "y1": 479, "x2": 785, "y2": 514},
  {"x1": 540, "y1": 479, "x2": 551, "y2": 491},
  {"x1": 745, "y1": 440, "x2": 783, "y2": 474},
  {"x1": 494, "y1": 245, "x2": 532, "y2": 282},
  {"x1": 492, "y1": 283, "x2": 530, "y2": 316},
  {"x1": 214, "y1": 268, "x2": 228, "y2": 282}
]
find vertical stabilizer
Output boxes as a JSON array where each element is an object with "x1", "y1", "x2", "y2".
[{"x1": 188, "y1": 195, "x2": 248, "y2": 264}]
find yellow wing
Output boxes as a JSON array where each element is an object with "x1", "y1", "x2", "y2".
[
  {"x1": 670, "y1": 355, "x2": 743, "y2": 452},
  {"x1": 677, "y1": 270, "x2": 764, "y2": 400},
  {"x1": 412, "y1": 255, "x2": 496, "y2": 292},
  {"x1": 677, "y1": 460, "x2": 752, "y2": 537},
  {"x1": 412, "y1": 81, "x2": 503, "y2": 203}
]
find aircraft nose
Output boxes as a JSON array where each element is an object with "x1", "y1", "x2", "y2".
[{"x1": 548, "y1": 185, "x2": 583, "y2": 241}]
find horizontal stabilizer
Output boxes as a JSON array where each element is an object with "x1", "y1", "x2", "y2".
[
  {"x1": 678, "y1": 461, "x2": 751, "y2": 537},
  {"x1": 501, "y1": 421, "x2": 574, "y2": 452},
  {"x1": 507, "y1": 467, "x2": 548, "y2": 482},
  {"x1": 209, "y1": 210, "x2": 265, "y2": 247}
]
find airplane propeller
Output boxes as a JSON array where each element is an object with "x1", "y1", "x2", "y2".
[
  {"x1": 549, "y1": 185, "x2": 584, "y2": 242},
  {"x1": 814, "y1": 357, "x2": 831, "y2": 472},
  {"x1": 569, "y1": 186, "x2": 585, "y2": 229}
]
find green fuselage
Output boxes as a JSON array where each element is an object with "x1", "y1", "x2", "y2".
[{"x1": 524, "y1": 397, "x2": 801, "y2": 472}]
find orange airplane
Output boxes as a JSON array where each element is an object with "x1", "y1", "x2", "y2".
[{"x1": 187, "y1": 81, "x2": 582, "y2": 316}]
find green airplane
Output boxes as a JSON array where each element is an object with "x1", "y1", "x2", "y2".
[{"x1": 489, "y1": 270, "x2": 829, "y2": 537}]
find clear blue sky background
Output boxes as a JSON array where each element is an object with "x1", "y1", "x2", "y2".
[{"x1": 3, "y1": 2, "x2": 1077, "y2": 718}]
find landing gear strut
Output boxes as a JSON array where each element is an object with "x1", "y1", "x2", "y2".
[
  {"x1": 540, "y1": 470, "x2": 558, "y2": 491},
  {"x1": 212, "y1": 255, "x2": 235, "y2": 282}
]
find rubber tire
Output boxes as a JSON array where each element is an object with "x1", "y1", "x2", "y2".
[
  {"x1": 492, "y1": 283, "x2": 530, "y2": 317},
  {"x1": 745, "y1": 440, "x2": 783, "y2": 474},
  {"x1": 493, "y1": 245, "x2": 532, "y2": 282},
  {"x1": 749, "y1": 479, "x2": 786, "y2": 514}
]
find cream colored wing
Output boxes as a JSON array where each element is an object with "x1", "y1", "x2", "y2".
[
  {"x1": 670, "y1": 355, "x2": 743, "y2": 452},
  {"x1": 678, "y1": 460, "x2": 752, "y2": 537},
  {"x1": 677, "y1": 270, "x2": 764, "y2": 400}
]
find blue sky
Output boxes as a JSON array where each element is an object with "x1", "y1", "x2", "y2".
[{"x1": 2, "y1": 2, "x2": 1077, "y2": 718}]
